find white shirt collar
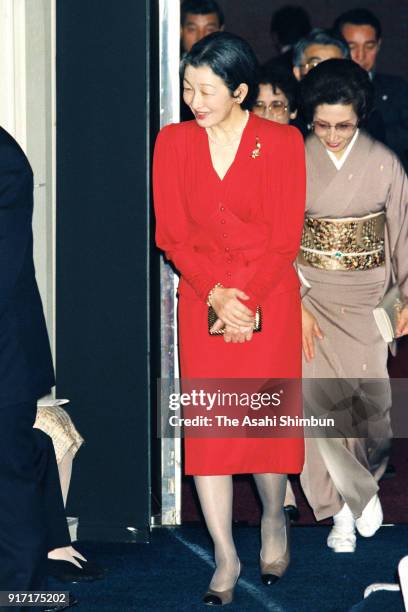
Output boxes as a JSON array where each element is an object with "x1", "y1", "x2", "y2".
[{"x1": 326, "y1": 129, "x2": 359, "y2": 170}]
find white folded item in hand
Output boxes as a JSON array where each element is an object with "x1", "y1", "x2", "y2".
[{"x1": 373, "y1": 284, "x2": 402, "y2": 343}]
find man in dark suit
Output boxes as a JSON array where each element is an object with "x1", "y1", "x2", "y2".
[
  {"x1": 334, "y1": 8, "x2": 408, "y2": 170},
  {"x1": 0, "y1": 125, "x2": 55, "y2": 606}
]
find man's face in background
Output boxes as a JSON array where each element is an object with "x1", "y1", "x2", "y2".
[
  {"x1": 340, "y1": 23, "x2": 381, "y2": 72},
  {"x1": 181, "y1": 12, "x2": 223, "y2": 53},
  {"x1": 293, "y1": 44, "x2": 345, "y2": 81}
]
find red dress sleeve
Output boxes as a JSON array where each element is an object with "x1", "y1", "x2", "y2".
[
  {"x1": 153, "y1": 124, "x2": 218, "y2": 302},
  {"x1": 242, "y1": 126, "x2": 306, "y2": 313}
]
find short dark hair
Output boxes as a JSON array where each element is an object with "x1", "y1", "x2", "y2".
[
  {"x1": 258, "y1": 66, "x2": 299, "y2": 113},
  {"x1": 181, "y1": 0, "x2": 224, "y2": 28},
  {"x1": 180, "y1": 32, "x2": 260, "y2": 110},
  {"x1": 299, "y1": 58, "x2": 374, "y2": 123},
  {"x1": 293, "y1": 28, "x2": 350, "y2": 67},
  {"x1": 333, "y1": 9, "x2": 382, "y2": 40},
  {"x1": 270, "y1": 5, "x2": 311, "y2": 46}
]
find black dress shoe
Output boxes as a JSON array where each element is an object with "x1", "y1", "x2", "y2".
[
  {"x1": 42, "y1": 593, "x2": 78, "y2": 611},
  {"x1": 47, "y1": 558, "x2": 106, "y2": 583},
  {"x1": 203, "y1": 560, "x2": 241, "y2": 606},
  {"x1": 284, "y1": 505, "x2": 300, "y2": 522},
  {"x1": 203, "y1": 588, "x2": 234, "y2": 606}
]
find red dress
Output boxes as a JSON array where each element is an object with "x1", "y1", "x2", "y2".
[{"x1": 153, "y1": 112, "x2": 305, "y2": 475}]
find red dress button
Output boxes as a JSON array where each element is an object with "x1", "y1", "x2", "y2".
[
  {"x1": 223, "y1": 233, "x2": 228, "y2": 238},
  {"x1": 221, "y1": 219, "x2": 226, "y2": 224},
  {"x1": 220, "y1": 206, "x2": 225, "y2": 212}
]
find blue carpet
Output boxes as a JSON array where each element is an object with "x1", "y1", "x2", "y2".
[
  {"x1": 50, "y1": 525, "x2": 408, "y2": 611},
  {"x1": 350, "y1": 590, "x2": 404, "y2": 612}
]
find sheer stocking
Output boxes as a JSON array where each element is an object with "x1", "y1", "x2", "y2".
[
  {"x1": 253, "y1": 473, "x2": 287, "y2": 563},
  {"x1": 194, "y1": 475, "x2": 240, "y2": 591}
]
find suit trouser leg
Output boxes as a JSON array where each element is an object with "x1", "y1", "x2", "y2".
[
  {"x1": 0, "y1": 399, "x2": 47, "y2": 598},
  {"x1": 32, "y1": 429, "x2": 71, "y2": 551}
]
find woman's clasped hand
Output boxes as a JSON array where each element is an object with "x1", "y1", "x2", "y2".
[{"x1": 209, "y1": 286, "x2": 255, "y2": 342}]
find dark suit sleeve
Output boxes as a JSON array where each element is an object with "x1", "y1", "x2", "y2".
[
  {"x1": 386, "y1": 78, "x2": 408, "y2": 151},
  {"x1": 375, "y1": 75, "x2": 408, "y2": 166},
  {"x1": 0, "y1": 138, "x2": 33, "y2": 305},
  {"x1": 364, "y1": 109, "x2": 387, "y2": 145}
]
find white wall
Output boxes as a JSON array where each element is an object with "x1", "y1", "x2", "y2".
[{"x1": 0, "y1": 0, "x2": 56, "y2": 360}]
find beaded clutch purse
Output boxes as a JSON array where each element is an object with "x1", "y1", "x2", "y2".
[{"x1": 208, "y1": 306, "x2": 262, "y2": 336}]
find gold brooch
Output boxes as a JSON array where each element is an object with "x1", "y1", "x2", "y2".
[{"x1": 251, "y1": 137, "x2": 261, "y2": 159}]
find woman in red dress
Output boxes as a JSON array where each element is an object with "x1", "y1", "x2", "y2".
[{"x1": 153, "y1": 32, "x2": 305, "y2": 605}]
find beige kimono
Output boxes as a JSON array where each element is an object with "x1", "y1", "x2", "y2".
[{"x1": 299, "y1": 131, "x2": 408, "y2": 520}]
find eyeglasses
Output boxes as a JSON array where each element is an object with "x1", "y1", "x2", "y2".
[
  {"x1": 298, "y1": 59, "x2": 322, "y2": 72},
  {"x1": 253, "y1": 100, "x2": 289, "y2": 116},
  {"x1": 312, "y1": 120, "x2": 358, "y2": 136}
]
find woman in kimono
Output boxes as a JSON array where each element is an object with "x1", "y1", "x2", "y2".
[
  {"x1": 153, "y1": 33, "x2": 305, "y2": 604},
  {"x1": 297, "y1": 59, "x2": 408, "y2": 552}
]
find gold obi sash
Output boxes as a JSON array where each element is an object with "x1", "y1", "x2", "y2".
[{"x1": 299, "y1": 211, "x2": 385, "y2": 271}]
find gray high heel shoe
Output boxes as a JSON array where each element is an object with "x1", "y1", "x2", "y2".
[
  {"x1": 203, "y1": 560, "x2": 241, "y2": 606},
  {"x1": 260, "y1": 513, "x2": 290, "y2": 585}
]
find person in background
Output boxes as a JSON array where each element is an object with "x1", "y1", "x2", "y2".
[
  {"x1": 292, "y1": 28, "x2": 386, "y2": 143},
  {"x1": 291, "y1": 28, "x2": 351, "y2": 138},
  {"x1": 298, "y1": 59, "x2": 408, "y2": 553},
  {"x1": 264, "y1": 5, "x2": 311, "y2": 75},
  {"x1": 253, "y1": 67, "x2": 298, "y2": 126},
  {"x1": 333, "y1": 8, "x2": 408, "y2": 171},
  {"x1": 180, "y1": 0, "x2": 224, "y2": 54},
  {"x1": 292, "y1": 28, "x2": 349, "y2": 82},
  {"x1": 180, "y1": 0, "x2": 225, "y2": 121}
]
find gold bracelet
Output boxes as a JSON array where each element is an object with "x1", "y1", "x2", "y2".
[{"x1": 206, "y1": 283, "x2": 224, "y2": 307}]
